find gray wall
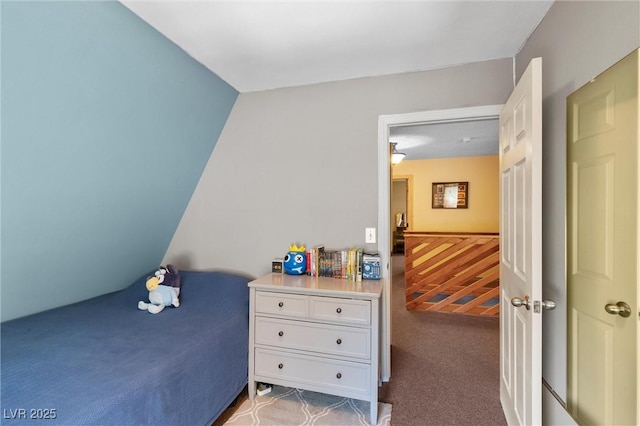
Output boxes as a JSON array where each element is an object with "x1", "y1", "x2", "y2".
[
  {"x1": 163, "y1": 59, "x2": 514, "y2": 277},
  {"x1": 516, "y1": 0, "x2": 640, "y2": 402}
]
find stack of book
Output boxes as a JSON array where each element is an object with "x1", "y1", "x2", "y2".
[{"x1": 306, "y1": 246, "x2": 366, "y2": 281}]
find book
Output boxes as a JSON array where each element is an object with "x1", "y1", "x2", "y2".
[
  {"x1": 306, "y1": 244, "x2": 325, "y2": 277},
  {"x1": 362, "y1": 253, "x2": 381, "y2": 280},
  {"x1": 301, "y1": 245, "x2": 366, "y2": 282}
]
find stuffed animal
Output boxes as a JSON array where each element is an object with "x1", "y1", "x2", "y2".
[
  {"x1": 138, "y1": 264, "x2": 181, "y2": 314},
  {"x1": 284, "y1": 244, "x2": 307, "y2": 275}
]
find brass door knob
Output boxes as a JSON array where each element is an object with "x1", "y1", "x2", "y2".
[{"x1": 604, "y1": 301, "x2": 631, "y2": 318}]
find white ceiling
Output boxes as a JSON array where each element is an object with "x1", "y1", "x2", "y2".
[
  {"x1": 120, "y1": 0, "x2": 554, "y2": 93},
  {"x1": 390, "y1": 118, "x2": 499, "y2": 160},
  {"x1": 120, "y1": 0, "x2": 553, "y2": 159}
]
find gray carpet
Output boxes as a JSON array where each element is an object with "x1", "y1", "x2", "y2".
[
  {"x1": 378, "y1": 255, "x2": 507, "y2": 425},
  {"x1": 224, "y1": 385, "x2": 391, "y2": 426}
]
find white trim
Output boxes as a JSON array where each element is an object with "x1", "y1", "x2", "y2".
[{"x1": 377, "y1": 104, "x2": 504, "y2": 382}]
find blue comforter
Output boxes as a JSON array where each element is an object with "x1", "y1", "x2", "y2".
[{"x1": 1, "y1": 270, "x2": 250, "y2": 425}]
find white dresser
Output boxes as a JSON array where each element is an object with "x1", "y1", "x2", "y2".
[{"x1": 248, "y1": 273, "x2": 383, "y2": 424}]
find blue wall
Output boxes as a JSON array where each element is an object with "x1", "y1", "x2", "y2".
[{"x1": 1, "y1": 1, "x2": 238, "y2": 321}]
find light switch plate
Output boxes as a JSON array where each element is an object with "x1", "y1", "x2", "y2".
[{"x1": 365, "y1": 227, "x2": 376, "y2": 243}]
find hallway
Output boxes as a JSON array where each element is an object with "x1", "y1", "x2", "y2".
[{"x1": 378, "y1": 255, "x2": 506, "y2": 425}]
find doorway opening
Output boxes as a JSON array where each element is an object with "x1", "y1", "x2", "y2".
[
  {"x1": 391, "y1": 177, "x2": 410, "y2": 255},
  {"x1": 377, "y1": 105, "x2": 503, "y2": 381}
]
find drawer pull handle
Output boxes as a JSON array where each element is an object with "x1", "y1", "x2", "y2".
[
  {"x1": 336, "y1": 338, "x2": 342, "y2": 345},
  {"x1": 278, "y1": 331, "x2": 284, "y2": 337},
  {"x1": 278, "y1": 363, "x2": 284, "y2": 369},
  {"x1": 336, "y1": 373, "x2": 342, "y2": 379},
  {"x1": 336, "y1": 307, "x2": 342, "y2": 314},
  {"x1": 278, "y1": 301, "x2": 284, "y2": 308}
]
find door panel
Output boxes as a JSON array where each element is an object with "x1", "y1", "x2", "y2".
[
  {"x1": 570, "y1": 308, "x2": 614, "y2": 425},
  {"x1": 499, "y1": 57, "x2": 543, "y2": 426},
  {"x1": 514, "y1": 159, "x2": 527, "y2": 279},
  {"x1": 572, "y1": 156, "x2": 614, "y2": 281},
  {"x1": 501, "y1": 169, "x2": 512, "y2": 267},
  {"x1": 514, "y1": 308, "x2": 527, "y2": 420},
  {"x1": 567, "y1": 48, "x2": 638, "y2": 426}
]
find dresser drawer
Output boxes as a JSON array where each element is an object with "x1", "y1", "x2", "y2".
[
  {"x1": 255, "y1": 348, "x2": 369, "y2": 396},
  {"x1": 310, "y1": 296, "x2": 370, "y2": 326},
  {"x1": 255, "y1": 317, "x2": 371, "y2": 359},
  {"x1": 255, "y1": 291, "x2": 308, "y2": 318}
]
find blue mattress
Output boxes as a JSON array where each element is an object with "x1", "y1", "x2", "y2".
[{"x1": 1, "y1": 270, "x2": 250, "y2": 425}]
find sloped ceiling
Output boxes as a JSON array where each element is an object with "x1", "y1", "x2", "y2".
[
  {"x1": 120, "y1": 1, "x2": 554, "y2": 93},
  {"x1": 120, "y1": 1, "x2": 555, "y2": 159}
]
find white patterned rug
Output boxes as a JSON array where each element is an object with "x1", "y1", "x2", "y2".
[{"x1": 224, "y1": 385, "x2": 392, "y2": 426}]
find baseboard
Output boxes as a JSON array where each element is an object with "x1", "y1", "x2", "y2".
[{"x1": 543, "y1": 379, "x2": 577, "y2": 426}]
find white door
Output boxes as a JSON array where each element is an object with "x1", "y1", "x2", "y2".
[
  {"x1": 499, "y1": 57, "x2": 543, "y2": 425},
  {"x1": 566, "y1": 49, "x2": 638, "y2": 426}
]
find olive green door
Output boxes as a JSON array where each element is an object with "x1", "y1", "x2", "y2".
[{"x1": 567, "y1": 49, "x2": 639, "y2": 426}]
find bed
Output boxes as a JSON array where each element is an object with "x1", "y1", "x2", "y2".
[{"x1": 1, "y1": 270, "x2": 250, "y2": 425}]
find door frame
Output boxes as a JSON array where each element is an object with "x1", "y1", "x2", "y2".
[{"x1": 377, "y1": 104, "x2": 504, "y2": 380}]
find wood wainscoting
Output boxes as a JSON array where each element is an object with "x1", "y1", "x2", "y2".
[{"x1": 404, "y1": 232, "x2": 500, "y2": 316}]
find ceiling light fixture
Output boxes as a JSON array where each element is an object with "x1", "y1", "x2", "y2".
[{"x1": 390, "y1": 143, "x2": 406, "y2": 165}]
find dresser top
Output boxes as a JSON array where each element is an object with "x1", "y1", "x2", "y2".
[{"x1": 249, "y1": 273, "x2": 383, "y2": 299}]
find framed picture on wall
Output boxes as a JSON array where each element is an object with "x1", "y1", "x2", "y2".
[{"x1": 432, "y1": 182, "x2": 468, "y2": 209}]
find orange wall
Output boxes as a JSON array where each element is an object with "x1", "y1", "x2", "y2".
[{"x1": 392, "y1": 155, "x2": 498, "y2": 233}]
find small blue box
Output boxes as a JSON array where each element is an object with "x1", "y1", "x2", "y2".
[{"x1": 362, "y1": 255, "x2": 381, "y2": 280}]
